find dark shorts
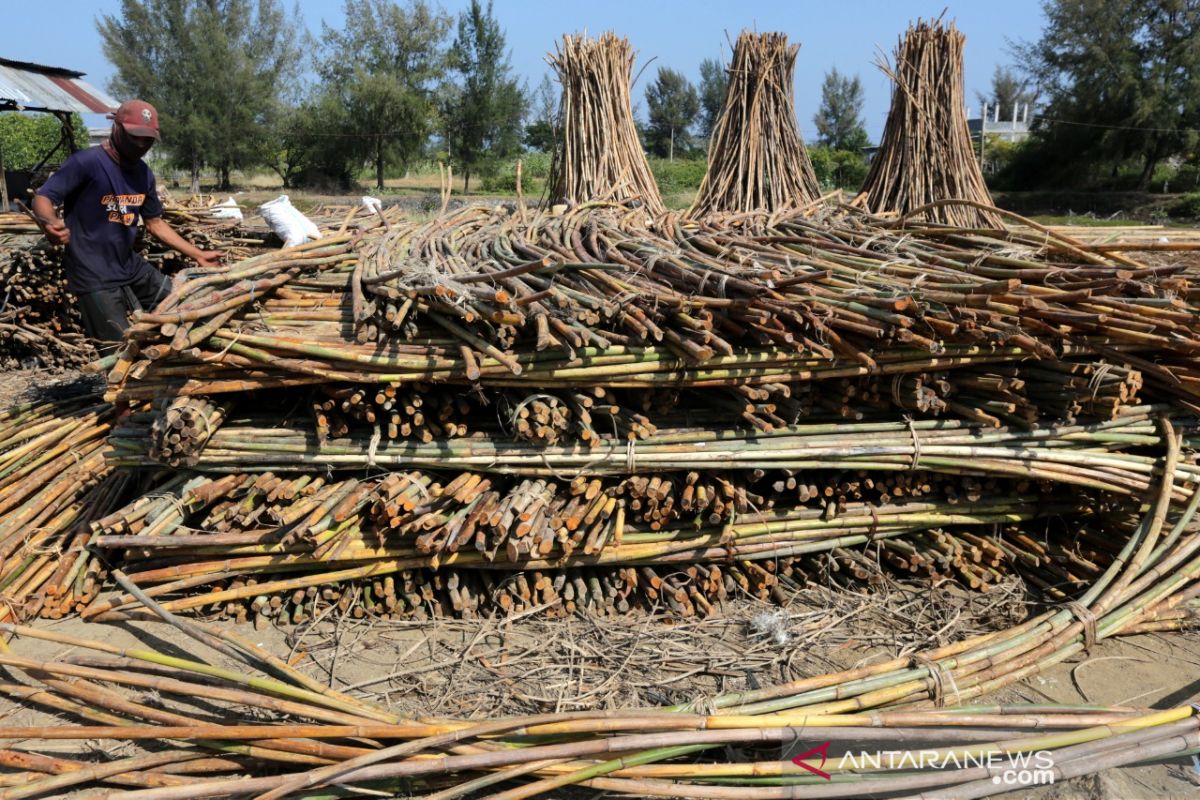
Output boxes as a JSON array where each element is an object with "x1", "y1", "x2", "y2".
[{"x1": 76, "y1": 268, "x2": 173, "y2": 344}]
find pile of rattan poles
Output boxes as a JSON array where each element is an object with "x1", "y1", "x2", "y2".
[
  {"x1": 692, "y1": 31, "x2": 821, "y2": 215},
  {"x1": 0, "y1": 199, "x2": 1167, "y2": 632},
  {"x1": 859, "y1": 19, "x2": 1002, "y2": 227},
  {"x1": 0, "y1": 220, "x2": 1197, "y2": 800},
  {"x1": 40, "y1": 196, "x2": 1187, "y2": 620},
  {"x1": 0, "y1": 234, "x2": 93, "y2": 368},
  {"x1": 0, "y1": 388, "x2": 131, "y2": 624},
  {"x1": 1, "y1": 457, "x2": 1199, "y2": 799},
  {"x1": 0, "y1": 199, "x2": 280, "y2": 370},
  {"x1": 0, "y1": 22, "x2": 1196, "y2": 791},
  {"x1": 548, "y1": 33, "x2": 665, "y2": 214},
  {"x1": 99, "y1": 202, "x2": 1200, "y2": 413}
]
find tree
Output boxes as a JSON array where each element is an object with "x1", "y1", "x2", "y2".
[
  {"x1": 443, "y1": 0, "x2": 526, "y2": 192},
  {"x1": 1016, "y1": 0, "x2": 1200, "y2": 190},
  {"x1": 98, "y1": 0, "x2": 303, "y2": 191},
  {"x1": 524, "y1": 73, "x2": 558, "y2": 153},
  {"x1": 316, "y1": 0, "x2": 451, "y2": 190},
  {"x1": 645, "y1": 67, "x2": 699, "y2": 160},
  {"x1": 697, "y1": 57, "x2": 728, "y2": 140},
  {"x1": 813, "y1": 67, "x2": 868, "y2": 151},
  {"x1": 100, "y1": 0, "x2": 203, "y2": 191},
  {"x1": 192, "y1": 0, "x2": 304, "y2": 190},
  {"x1": 266, "y1": 95, "x2": 356, "y2": 189},
  {"x1": 976, "y1": 66, "x2": 1036, "y2": 122},
  {"x1": 0, "y1": 112, "x2": 88, "y2": 172},
  {"x1": 810, "y1": 145, "x2": 870, "y2": 190}
]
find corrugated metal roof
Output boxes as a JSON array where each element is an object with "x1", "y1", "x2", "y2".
[{"x1": 0, "y1": 57, "x2": 117, "y2": 114}]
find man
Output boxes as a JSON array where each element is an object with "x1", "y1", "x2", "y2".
[{"x1": 31, "y1": 99, "x2": 222, "y2": 343}]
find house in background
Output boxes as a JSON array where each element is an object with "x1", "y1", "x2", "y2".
[
  {"x1": 87, "y1": 126, "x2": 111, "y2": 148},
  {"x1": 968, "y1": 103, "x2": 1033, "y2": 173},
  {"x1": 968, "y1": 103, "x2": 1033, "y2": 144}
]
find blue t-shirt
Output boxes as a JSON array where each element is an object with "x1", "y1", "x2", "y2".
[{"x1": 36, "y1": 147, "x2": 164, "y2": 294}]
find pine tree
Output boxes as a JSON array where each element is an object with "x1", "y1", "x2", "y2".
[
  {"x1": 316, "y1": 0, "x2": 451, "y2": 190},
  {"x1": 813, "y1": 67, "x2": 868, "y2": 151},
  {"x1": 697, "y1": 57, "x2": 728, "y2": 140},
  {"x1": 445, "y1": 0, "x2": 526, "y2": 191},
  {"x1": 1017, "y1": 0, "x2": 1200, "y2": 189},
  {"x1": 98, "y1": 0, "x2": 303, "y2": 191},
  {"x1": 975, "y1": 66, "x2": 1035, "y2": 122},
  {"x1": 524, "y1": 73, "x2": 558, "y2": 153},
  {"x1": 645, "y1": 67, "x2": 699, "y2": 160}
]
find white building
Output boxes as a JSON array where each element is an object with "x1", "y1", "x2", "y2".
[{"x1": 967, "y1": 103, "x2": 1033, "y2": 144}]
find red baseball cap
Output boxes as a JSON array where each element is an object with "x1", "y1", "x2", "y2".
[{"x1": 108, "y1": 99, "x2": 161, "y2": 140}]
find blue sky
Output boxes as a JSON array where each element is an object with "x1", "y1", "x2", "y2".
[{"x1": 6, "y1": 0, "x2": 1048, "y2": 140}]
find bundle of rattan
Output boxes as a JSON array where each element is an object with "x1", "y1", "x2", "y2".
[
  {"x1": 0, "y1": 390, "x2": 139, "y2": 624},
  {"x1": 858, "y1": 19, "x2": 1001, "y2": 227},
  {"x1": 692, "y1": 31, "x2": 821, "y2": 216},
  {"x1": 0, "y1": 198, "x2": 280, "y2": 369},
  {"x1": 106, "y1": 351, "x2": 1151, "y2": 461},
  {"x1": 0, "y1": 211, "x2": 42, "y2": 235},
  {"x1": 81, "y1": 428, "x2": 1180, "y2": 625},
  {"x1": 98, "y1": 203, "x2": 1200, "y2": 421},
  {"x1": 146, "y1": 203, "x2": 276, "y2": 273},
  {"x1": 547, "y1": 32, "x2": 665, "y2": 215},
  {"x1": 0, "y1": 236, "x2": 93, "y2": 368},
  {"x1": 2, "y1": 447, "x2": 1199, "y2": 796},
  {"x1": 147, "y1": 395, "x2": 237, "y2": 467},
  {"x1": 7, "y1": 608, "x2": 1200, "y2": 797}
]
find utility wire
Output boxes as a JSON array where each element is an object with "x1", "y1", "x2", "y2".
[{"x1": 1013, "y1": 116, "x2": 1200, "y2": 135}]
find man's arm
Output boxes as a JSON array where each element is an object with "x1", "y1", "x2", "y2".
[
  {"x1": 32, "y1": 154, "x2": 84, "y2": 246},
  {"x1": 30, "y1": 195, "x2": 71, "y2": 246},
  {"x1": 143, "y1": 216, "x2": 224, "y2": 268}
]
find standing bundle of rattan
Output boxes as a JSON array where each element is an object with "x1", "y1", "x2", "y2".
[
  {"x1": 859, "y1": 19, "x2": 1002, "y2": 227},
  {"x1": 692, "y1": 31, "x2": 821, "y2": 216},
  {"x1": 547, "y1": 33, "x2": 665, "y2": 215}
]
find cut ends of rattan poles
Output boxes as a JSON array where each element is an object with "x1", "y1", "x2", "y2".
[
  {"x1": 692, "y1": 30, "x2": 822, "y2": 217},
  {"x1": 859, "y1": 18, "x2": 1002, "y2": 228}
]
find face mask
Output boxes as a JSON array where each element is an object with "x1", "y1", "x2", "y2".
[{"x1": 111, "y1": 125, "x2": 154, "y2": 163}]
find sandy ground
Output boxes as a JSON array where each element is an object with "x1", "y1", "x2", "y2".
[{"x1": 0, "y1": 366, "x2": 100, "y2": 408}]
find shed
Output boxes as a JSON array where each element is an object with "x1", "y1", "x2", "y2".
[{"x1": 0, "y1": 57, "x2": 118, "y2": 207}]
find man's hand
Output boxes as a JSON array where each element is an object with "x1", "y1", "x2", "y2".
[
  {"x1": 144, "y1": 216, "x2": 226, "y2": 269},
  {"x1": 43, "y1": 219, "x2": 71, "y2": 246},
  {"x1": 193, "y1": 250, "x2": 225, "y2": 269},
  {"x1": 31, "y1": 195, "x2": 69, "y2": 246}
]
